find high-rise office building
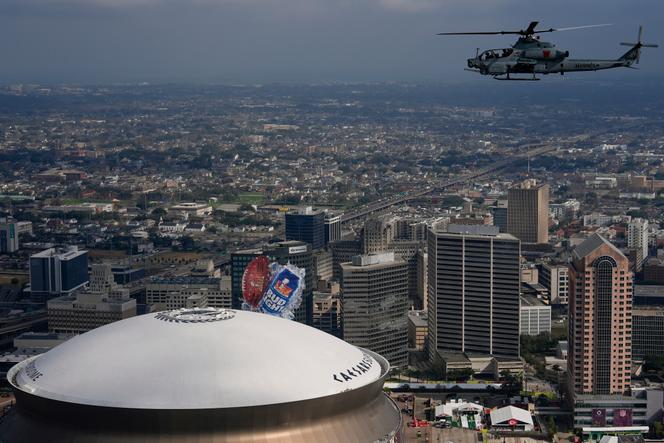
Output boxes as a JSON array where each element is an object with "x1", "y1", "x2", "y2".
[
  {"x1": 391, "y1": 240, "x2": 422, "y2": 308},
  {"x1": 285, "y1": 207, "x2": 325, "y2": 250},
  {"x1": 568, "y1": 234, "x2": 632, "y2": 396},
  {"x1": 507, "y1": 179, "x2": 549, "y2": 244},
  {"x1": 628, "y1": 218, "x2": 649, "y2": 271},
  {"x1": 416, "y1": 249, "x2": 428, "y2": 310},
  {"x1": 491, "y1": 204, "x2": 508, "y2": 233},
  {"x1": 312, "y1": 291, "x2": 342, "y2": 338},
  {"x1": 0, "y1": 218, "x2": 19, "y2": 253},
  {"x1": 231, "y1": 241, "x2": 314, "y2": 325},
  {"x1": 341, "y1": 252, "x2": 409, "y2": 368},
  {"x1": 539, "y1": 263, "x2": 569, "y2": 305},
  {"x1": 632, "y1": 306, "x2": 664, "y2": 361},
  {"x1": 428, "y1": 225, "x2": 521, "y2": 361},
  {"x1": 29, "y1": 247, "x2": 89, "y2": 298},
  {"x1": 324, "y1": 213, "x2": 342, "y2": 245},
  {"x1": 330, "y1": 239, "x2": 362, "y2": 281},
  {"x1": 313, "y1": 248, "x2": 333, "y2": 282}
]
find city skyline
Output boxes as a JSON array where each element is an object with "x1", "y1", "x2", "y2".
[{"x1": 0, "y1": 2, "x2": 663, "y2": 436}]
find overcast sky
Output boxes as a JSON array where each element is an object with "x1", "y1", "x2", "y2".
[{"x1": 0, "y1": 0, "x2": 662, "y2": 84}]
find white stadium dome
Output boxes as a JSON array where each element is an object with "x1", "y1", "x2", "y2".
[
  {"x1": 13, "y1": 308, "x2": 382, "y2": 409},
  {"x1": 2, "y1": 308, "x2": 402, "y2": 443}
]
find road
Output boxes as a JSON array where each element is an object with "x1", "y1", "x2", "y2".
[{"x1": 340, "y1": 143, "x2": 557, "y2": 224}]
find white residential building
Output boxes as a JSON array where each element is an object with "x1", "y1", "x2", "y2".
[{"x1": 628, "y1": 218, "x2": 649, "y2": 270}]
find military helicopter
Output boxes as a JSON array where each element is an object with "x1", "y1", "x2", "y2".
[{"x1": 438, "y1": 21, "x2": 657, "y2": 80}]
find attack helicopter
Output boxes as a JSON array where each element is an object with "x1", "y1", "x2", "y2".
[{"x1": 438, "y1": 21, "x2": 657, "y2": 80}]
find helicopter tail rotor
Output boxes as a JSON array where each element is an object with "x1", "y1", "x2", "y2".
[{"x1": 619, "y1": 25, "x2": 658, "y2": 64}]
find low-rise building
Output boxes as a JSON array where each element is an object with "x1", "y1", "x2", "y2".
[
  {"x1": 48, "y1": 291, "x2": 136, "y2": 335},
  {"x1": 490, "y1": 406, "x2": 534, "y2": 432},
  {"x1": 520, "y1": 295, "x2": 551, "y2": 336},
  {"x1": 169, "y1": 202, "x2": 213, "y2": 217},
  {"x1": 408, "y1": 310, "x2": 427, "y2": 352},
  {"x1": 146, "y1": 276, "x2": 230, "y2": 310}
]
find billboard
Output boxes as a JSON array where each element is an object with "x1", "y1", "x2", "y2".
[
  {"x1": 591, "y1": 409, "x2": 606, "y2": 427},
  {"x1": 612, "y1": 408, "x2": 633, "y2": 427},
  {"x1": 288, "y1": 245, "x2": 308, "y2": 254},
  {"x1": 241, "y1": 255, "x2": 305, "y2": 320}
]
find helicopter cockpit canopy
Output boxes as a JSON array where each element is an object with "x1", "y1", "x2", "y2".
[{"x1": 479, "y1": 48, "x2": 514, "y2": 61}]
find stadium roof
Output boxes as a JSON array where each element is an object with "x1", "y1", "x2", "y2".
[{"x1": 10, "y1": 308, "x2": 382, "y2": 410}]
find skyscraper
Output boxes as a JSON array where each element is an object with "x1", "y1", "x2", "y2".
[
  {"x1": 324, "y1": 212, "x2": 342, "y2": 245},
  {"x1": 507, "y1": 179, "x2": 549, "y2": 244},
  {"x1": 491, "y1": 204, "x2": 508, "y2": 233},
  {"x1": 0, "y1": 218, "x2": 19, "y2": 253},
  {"x1": 628, "y1": 218, "x2": 649, "y2": 271},
  {"x1": 428, "y1": 225, "x2": 521, "y2": 361},
  {"x1": 568, "y1": 233, "x2": 632, "y2": 396},
  {"x1": 285, "y1": 207, "x2": 325, "y2": 250},
  {"x1": 539, "y1": 263, "x2": 569, "y2": 305},
  {"x1": 341, "y1": 252, "x2": 409, "y2": 368},
  {"x1": 29, "y1": 247, "x2": 89, "y2": 298}
]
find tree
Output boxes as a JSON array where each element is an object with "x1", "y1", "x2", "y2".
[
  {"x1": 151, "y1": 207, "x2": 167, "y2": 219},
  {"x1": 584, "y1": 192, "x2": 599, "y2": 207},
  {"x1": 441, "y1": 195, "x2": 465, "y2": 208},
  {"x1": 653, "y1": 421, "x2": 664, "y2": 438},
  {"x1": 547, "y1": 416, "x2": 558, "y2": 438},
  {"x1": 499, "y1": 370, "x2": 523, "y2": 395},
  {"x1": 446, "y1": 368, "x2": 474, "y2": 382},
  {"x1": 181, "y1": 236, "x2": 196, "y2": 251}
]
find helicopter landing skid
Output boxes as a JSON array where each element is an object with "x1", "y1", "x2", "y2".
[{"x1": 494, "y1": 74, "x2": 540, "y2": 81}]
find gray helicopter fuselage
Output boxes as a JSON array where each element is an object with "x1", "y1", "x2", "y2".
[{"x1": 467, "y1": 38, "x2": 633, "y2": 76}]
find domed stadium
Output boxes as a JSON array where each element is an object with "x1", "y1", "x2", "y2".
[{"x1": 0, "y1": 308, "x2": 402, "y2": 442}]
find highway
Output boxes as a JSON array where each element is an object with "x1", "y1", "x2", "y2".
[{"x1": 340, "y1": 143, "x2": 558, "y2": 224}]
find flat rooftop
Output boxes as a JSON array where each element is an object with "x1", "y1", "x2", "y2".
[{"x1": 520, "y1": 294, "x2": 548, "y2": 307}]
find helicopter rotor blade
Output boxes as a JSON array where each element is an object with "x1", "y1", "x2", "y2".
[
  {"x1": 525, "y1": 21, "x2": 539, "y2": 35},
  {"x1": 536, "y1": 23, "x2": 613, "y2": 33},
  {"x1": 438, "y1": 22, "x2": 611, "y2": 37},
  {"x1": 437, "y1": 31, "x2": 521, "y2": 36}
]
